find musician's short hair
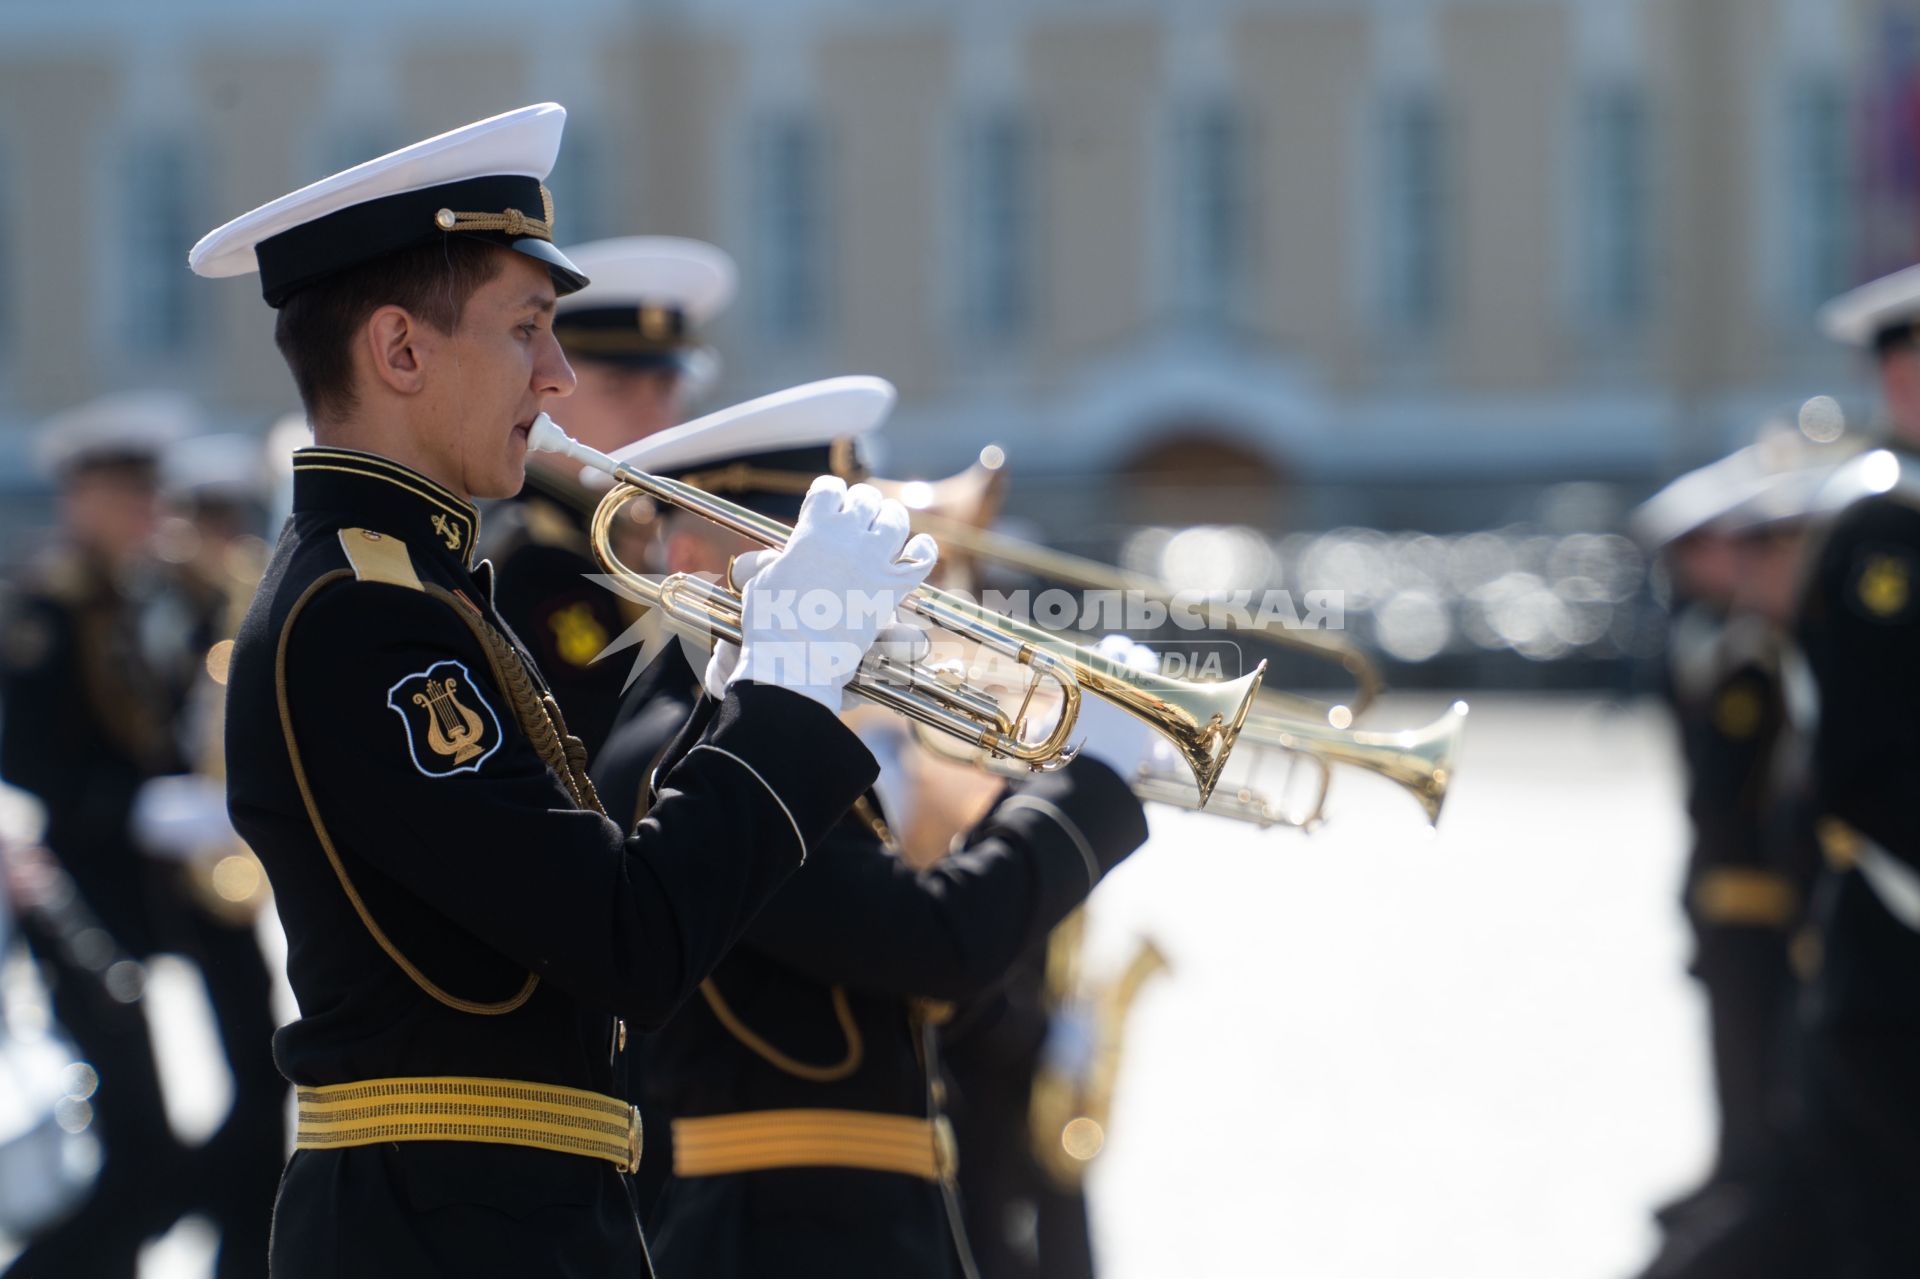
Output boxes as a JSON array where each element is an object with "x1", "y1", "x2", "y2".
[{"x1": 272, "y1": 238, "x2": 505, "y2": 424}]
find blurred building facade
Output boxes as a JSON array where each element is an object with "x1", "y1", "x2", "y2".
[{"x1": 0, "y1": 0, "x2": 1911, "y2": 535}]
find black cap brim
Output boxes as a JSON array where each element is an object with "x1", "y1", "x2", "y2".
[{"x1": 513, "y1": 237, "x2": 589, "y2": 296}]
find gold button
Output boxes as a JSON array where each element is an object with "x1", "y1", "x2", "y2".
[
  {"x1": 361, "y1": 529, "x2": 383, "y2": 541},
  {"x1": 617, "y1": 1018, "x2": 628, "y2": 1053},
  {"x1": 434, "y1": 208, "x2": 458, "y2": 230}
]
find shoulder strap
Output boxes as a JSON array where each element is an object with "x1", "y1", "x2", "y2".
[
  {"x1": 334, "y1": 526, "x2": 603, "y2": 815},
  {"x1": 338, "y1": 527, "x2": 424, "y2": 591}
]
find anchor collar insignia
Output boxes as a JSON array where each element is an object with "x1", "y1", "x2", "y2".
[{"x1": 292, "y1": 447, "x2": 481, "y2": 570}]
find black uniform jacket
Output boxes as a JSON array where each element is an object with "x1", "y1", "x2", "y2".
[
  {"x1": 594, "y1": 642, "x2": 706, "y2": 831},
  {"x1": 1676, "y1": 621, "x2": 1803, "y2": 946},
  {"x1": 224, "y1": 447, "x2": 877, "y2": 1278},
  {"x1": 620, "y1": 671, "x2": 1149, "y2": 1279},
  {"x1": 479, "y1": 465, "x2": 631, "y2": 757},
  {"x1": 1, "y1": 545, "x2": 189, "y2": 957},
  {"x1": 1794, "y1": 449, "x2": 1920, "y2": 1025}
]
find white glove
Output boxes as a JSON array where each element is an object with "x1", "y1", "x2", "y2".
[
  {"x1": 131, "y1": 774, "x2": 236, "y2": 863},
  {"x1": 1072, "y1": 635, "x2": 1173, "y2": 782},
  {"x1": 706, "y1": 548, "x2": 933, "y2": 708},
  {"x1": 720, "y1": 480, "x2": 938, "y2": 713}
]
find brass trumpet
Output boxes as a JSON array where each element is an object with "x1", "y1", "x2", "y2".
[
  {"x1": 1140, "y1": 700, "x2": 1468, "y2": 829},
  {"x1": 918, "y1": 694, "x2": 1465, "y2": 829},
  {"x1": 529, "y1": 417, "x2": 1266, "y2": 803}
]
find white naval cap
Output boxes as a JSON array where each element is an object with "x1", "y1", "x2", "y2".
[
  {"x1": 162, "y1": 433, "x2": 273, "y2": 505},
  {"x1": 558, "y1": 237, "x2": 735, "y2": 321},
  {"x1": 1818, "y1": 262, "x2": 1920, "y2": 350},
  {"x1": 34, "y1": 392, "x2": 198, "y2": 481},
  {"x1": 592, "y1": 376, "x2": 892, "y2": 518},
  {"x1": 1631, "y1": 430, "x2": 1852, "y2": 547},
  {"x1": 188, "y1": 103, "x2": 587, "y2": 307},
  {"x1": 1717, "y1": 443, "x2": 1860, "y2": 534}
]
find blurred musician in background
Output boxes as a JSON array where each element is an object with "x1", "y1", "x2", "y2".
[
  {"x1": 1631, "y1": 433, "x2": 1847, "y2": 1278},
  {"x1": 1786, "y1": 267, "x2": 1920, "y2": 1277},
  {"x1": 148, "y1": 432, "x2": 288, "y2": 1279},
  {"x1": 587, "y1": 383, "x2": 1160, "y2": 1279},
  {"x1": 482, "y1": 236, "x2": 736, "y2": 757},
  {"x1": 0, "y1": 394, "x2": 205, "y2": 1277}
]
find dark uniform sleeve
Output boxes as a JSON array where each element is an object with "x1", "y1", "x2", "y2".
[
  {"x1": 1804, "y1": 500, "x2": 1920, "y2": 866},
  {"x1": 736, "y1": 756, "x2": 1148, "y2": 1002},
  {"x1": 489, "y1": 542, "x2": 630, "y2": 757},
  {"x1": 279, "y1": 580, "x2": 877, "y2": 1027}
]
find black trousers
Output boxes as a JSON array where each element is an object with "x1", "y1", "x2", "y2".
[
  {"x1": 1804, "y1": 1023, "x2": 1920, "y2": 1278},
  {"x1": 5, "y1": 930, "x2": 184, "y2": 1279}
]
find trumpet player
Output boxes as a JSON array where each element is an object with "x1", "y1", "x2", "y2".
[
  {"x1": 189, "y1": 104, "x2": 932, "y2": 1277},
  {"x1": 481, "y1": 235, "x2": 736, "y2": 756},
  {"x1": 581, "y1": 392, "x2": 1159, "y2": 1279}
]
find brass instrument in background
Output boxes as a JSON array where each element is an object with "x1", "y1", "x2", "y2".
[
  {"x1": 182, "y1": 538, "x2": 272, "y2": 926},
  {"x1": 1029, "y1": 914, "x2": 1169, "y2": 1189},
  {"x1": 883, "y1": 446, "x2": 1464, "y2": 828},
  {"x1": 531, "y1": 416, "x2": 1266, "y2": 802},
  {"x1": 888, "y1": 446, "x2": 1381, "y2": 725}
]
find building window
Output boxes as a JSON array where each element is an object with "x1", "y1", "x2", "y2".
[
  {"x1": 959, "y1": 108, "x2": 1033, "y2": 342},
  {"x1": 1173, "y1": 99, "x2": 1248, "y2": 326},
  {"x1": 752, "y1": 114, "x2": 830, "y2": 342},
  {"x1": 545, "y1": 120, "x2": 605, "y2": 246},
  {"x1": 1578, "y1": 84, "x2": 1651, "y2": 329},
  {"x1": 1376, "y1": 89, "x2": 1447, "y2": 334},
  {"x1": 1787, "y1": 77, "x2": 1854, "y2": 313},
  {"x1": 122, "y1": 136, "x2": 200, "y2": 358}
]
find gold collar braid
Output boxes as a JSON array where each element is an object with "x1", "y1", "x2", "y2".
[{"x1": 432, "y1": 185, "x2": 555, "y2": 240}]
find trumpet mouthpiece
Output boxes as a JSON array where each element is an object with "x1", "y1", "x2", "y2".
[{"x1": 526, "y1": 413, "x2": 571, "y2": 456}]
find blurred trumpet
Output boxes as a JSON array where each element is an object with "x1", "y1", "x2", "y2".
[{"x1": 881, "y1": 446, "x2": 1381, "y2": 725}]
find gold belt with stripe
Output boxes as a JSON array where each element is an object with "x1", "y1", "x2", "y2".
[
  {"x1": 672, "y1": 1109, "x2": 957, "y2": 1182},
  {"x1": 295, "y1": 1076, "x2": 641, "y2": 1173}
]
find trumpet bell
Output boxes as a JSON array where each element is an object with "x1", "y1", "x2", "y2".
[{"x1": 1249, "y1": 700, "x2": 1468, "y2": 826}]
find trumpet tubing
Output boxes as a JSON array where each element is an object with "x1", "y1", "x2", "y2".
[{"x1": 533, "y1": 416, "x2": 1264, "y2": 802}]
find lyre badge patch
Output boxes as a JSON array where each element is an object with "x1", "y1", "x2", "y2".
[{"x1": 386, "y1": 659, "x2": 502, "y2": 777}]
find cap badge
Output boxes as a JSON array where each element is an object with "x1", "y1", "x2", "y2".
[{"x1": 431, "y1": 185, "x2": 556, "y2": 242}]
